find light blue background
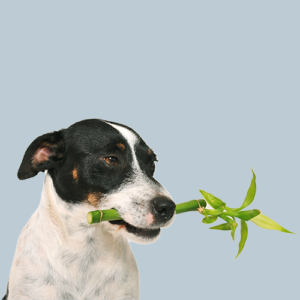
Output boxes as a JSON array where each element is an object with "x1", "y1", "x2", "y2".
[{"x1": 1, "y1": 1, "x2": 299, "y2": 299}]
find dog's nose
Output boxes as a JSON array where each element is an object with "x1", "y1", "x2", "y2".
[{"x1": 152, "y1": 197, "x2": 176, "y2": 223}]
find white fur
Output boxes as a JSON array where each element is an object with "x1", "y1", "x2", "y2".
[
  {"x1": 8, "y1": 174, "x2": 140, "y2": 300},
  {"x1": 104, "y1": 122, "x2": 140, "y2": 170}
]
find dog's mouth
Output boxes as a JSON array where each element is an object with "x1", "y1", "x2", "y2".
[{"x1": 109, "y1": 220, "x2": 161, "y2": 239}]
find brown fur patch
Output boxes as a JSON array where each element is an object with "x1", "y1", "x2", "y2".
[
  {"x1": 72, "y1": 167, "x2": 78, "y2": 182},
  {"x1": 117, "y1": 224, "x2": 126, "y2": 231},
  {"x1": 117, "y1": 143, "x2": 126, "y2": 151},
  {"x1": 87, "y1": 193, "x2": 102, "y2": 207},
  {"x1": 147, "y1": 148, "x2": 152, "y2": 155}
]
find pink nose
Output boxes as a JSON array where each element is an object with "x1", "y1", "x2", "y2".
[{"x1": 146, "y1": 212, "x2": 154, "y2": 225}]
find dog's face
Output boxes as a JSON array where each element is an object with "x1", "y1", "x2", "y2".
[{"x1": 18, "y1": 119, "x2": 176, "y2": 244}]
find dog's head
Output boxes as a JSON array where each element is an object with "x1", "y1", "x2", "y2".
[{"x1": 18, "y1": 119, "x2": 176, "y2": 244}]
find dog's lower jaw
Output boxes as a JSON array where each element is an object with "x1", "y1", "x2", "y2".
[
  {"x1": 107, "y1": 207, "x2": 176, "y2": 245},
  {"x1": 8, "y1": 174, "x2": 140, "y2": 300},
  {"x1": 109, "y1": 221, "x2": 161, "y2": 244}
]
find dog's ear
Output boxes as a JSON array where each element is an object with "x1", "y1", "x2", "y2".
[{"x1": 17, "y1": 130, "x2": 65, "y2": 180}]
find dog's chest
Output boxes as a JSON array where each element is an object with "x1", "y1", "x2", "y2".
[
  {"x1": 49, "y1": 244, "x2": 139, "y2": 299},
  {"x1": 9, "y1": 213, "x2": 139, "y2": 300},
  {"x1": 47, "y1": 253, "x2": 138, "y2": 300}
]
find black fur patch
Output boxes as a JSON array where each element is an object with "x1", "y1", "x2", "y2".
[{"x1": 18, "y1": 119, "x2": 158, "y2": 205}]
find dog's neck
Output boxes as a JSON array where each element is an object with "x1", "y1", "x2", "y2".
[
  {"x1": 35, "y1": 173, "x2": 125, "y2": 263},
  {"x1": 8, "y1": 173, "x2": 139, "y2": 299}
]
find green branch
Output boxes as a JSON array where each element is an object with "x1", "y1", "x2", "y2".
[{"x1": 87, "y1": 169, "x2": 295, "y2": 259}]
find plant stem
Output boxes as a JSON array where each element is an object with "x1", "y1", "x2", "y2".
[
  {"x1": 87, "y1": 199, "x2": 205, "y2": 224},
  {"x1": 87, "y1": 209, "x2": 122, "y2": 224},
  {"x1": 175, "y1": 199, "x2": 205, "y2": 214}
]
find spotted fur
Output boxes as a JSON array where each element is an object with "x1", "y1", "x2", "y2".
[{"x1": 4, "y1": 119, "x2": 175, "y2": 300}]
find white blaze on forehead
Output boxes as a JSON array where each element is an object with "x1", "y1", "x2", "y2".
[{"x1": 105, "y1": 122, "x2": 140, "y2": 170}]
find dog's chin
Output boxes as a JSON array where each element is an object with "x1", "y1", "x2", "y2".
[{"x1": 109, "y1": 220, "x2": 161, "y2": 244}]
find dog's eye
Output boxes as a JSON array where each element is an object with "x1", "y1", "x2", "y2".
[{"x1": 104, "y1": 156, "x2": 118, "y2": 166}]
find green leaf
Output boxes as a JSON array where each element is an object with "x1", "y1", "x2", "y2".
[
  {"x1": 234, "y1": 169, "x2": 256, "y2": 212},
  {"x1": 199, "y1": 190, "x2": 225, "y2": 209},
  {"x1": 202, "y1": 205, "x2": 225, "y2": 216},
  {"x1": 202, "y1": 215, "x2": 218, "y2": 224},
  {"x1": 225, "y1": 206, "x2": 237, "y2": 212},
  {"x1": 209, "y1": 223, "x2": 231, "y2": 230},
  {"x1": 250, "y1": 214, "x2": 295, "y2": 234},
  {"x1": 231, "y1": 222, "x2": 238, "y2": 240},
  {"x1": 234, "y1": 209, "x2": 261, "y2": 221},
  {"x1": 219, "y1": 215, "x2": 234, "y2": 225},
  {"x1": 235, "y1": 220, "x2": 248, "y2": 259}
]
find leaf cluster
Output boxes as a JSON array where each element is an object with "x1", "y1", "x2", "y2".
[{"x1": 199, "y1": 169, "x2": 294, "y2": 259}]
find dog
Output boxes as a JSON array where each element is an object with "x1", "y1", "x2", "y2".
[{"x1": 3, "y1": 119, "x2": 176, "y2": 300}]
